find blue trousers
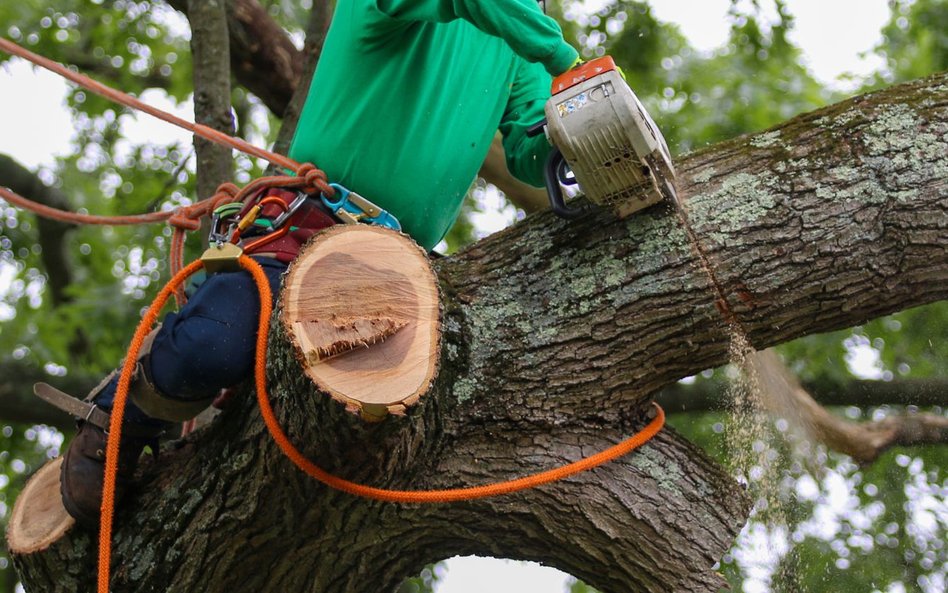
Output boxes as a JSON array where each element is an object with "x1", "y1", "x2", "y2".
[{"x1": 93, "y1": 256, "x2": 287, "y2": 428}]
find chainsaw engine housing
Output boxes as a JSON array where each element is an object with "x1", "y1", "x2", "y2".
[{"x1": 544, "y1": 56, "x2": 673, "y2": 218}]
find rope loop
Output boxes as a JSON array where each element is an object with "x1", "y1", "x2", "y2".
[
  {"x1": 215, "y1": 182, "x2": 240, "y2": 199},
  {"x1": 167, "y1": 208, "x2": 204, "y2": 231},
  {"x1": 298, "y1": 162, "x2": 334, "y2": 197}
]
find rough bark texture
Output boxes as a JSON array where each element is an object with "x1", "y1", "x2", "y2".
[{"x1": 11, "y1": 74, "x2": 948, "y2": 593}]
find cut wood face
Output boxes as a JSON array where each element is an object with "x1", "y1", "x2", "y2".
[
  {"x1": 281, "y1": 225, "x2": 441, "y2": 420},
  {"x1": 7, "y1": 456, "x2": 74, "y2": 555}
]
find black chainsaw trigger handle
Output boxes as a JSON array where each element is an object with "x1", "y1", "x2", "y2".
[
  {"x1": 545, "y1": 148, "x2": 586, "y2": 220},
  {"x1": 526, "y1": 119, "x2": 547, "y2": 138}
]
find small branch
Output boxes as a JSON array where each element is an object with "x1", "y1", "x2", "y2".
[
  {"x1": 747, "y1": 350, "x2": 948, "y2": 464},
  {"x1": 656, "y1": 376, "x2": 948, "y2": 413},
  {"x1": 144, "y1": 146, "x2": 194, "y2": 213}
]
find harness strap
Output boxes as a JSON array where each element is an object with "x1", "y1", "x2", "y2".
[{"x1": 32, "y1": 383, "x2": 160, "y2": 439}]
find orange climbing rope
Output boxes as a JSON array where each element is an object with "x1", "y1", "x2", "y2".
[
  {"x1": 97, "y1": 260, "x2": 204, "y2": 593},
  {"x1": 97, "y1": 254, "x2": 665, "y2": 591},
  {"x1": 0, "y1": 36, "x2": 338, "y2": 304}
]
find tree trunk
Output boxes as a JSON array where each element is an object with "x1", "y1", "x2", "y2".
[
  {"x1": 188, "y1": 0, "x2": 234, "y2": 204},
  {"x1": 10, "y1": 73, "x2": 947, "y2": 593}
]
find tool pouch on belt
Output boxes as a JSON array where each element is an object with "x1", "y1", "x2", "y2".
[
  {"x1": 241, "y1": 188, "x2": 337, "y2": 263},
  {"x1": 128, "y1": 326, "x2": 216, "y2": 422}
]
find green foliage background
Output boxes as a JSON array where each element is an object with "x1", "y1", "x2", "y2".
[{"x1": 0, "y1": 1, "x2": 945, "y2": 592}]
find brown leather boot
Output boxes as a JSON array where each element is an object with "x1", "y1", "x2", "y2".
[
  {"x1": 59, "y1": 421, "x2": 158, "y2": 529},
  {"x1": 34, "y1": 377, "x2": 165, "y2": 529}
]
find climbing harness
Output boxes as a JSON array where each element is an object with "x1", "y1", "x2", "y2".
[{"x1": 0, "y1": 36, "x2": 665, "y2": 593}]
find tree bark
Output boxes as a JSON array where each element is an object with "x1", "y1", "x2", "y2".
[{"x1": 10, "y1": 74, "x2": 948, "y2": 593}]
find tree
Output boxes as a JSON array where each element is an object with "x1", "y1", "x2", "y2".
[
  {"x1": 0, "y1": 3, "x2": 944, "y2": 583},
  {"x1": 7, "y1": 55, "x2": 948, "y2": 590}
]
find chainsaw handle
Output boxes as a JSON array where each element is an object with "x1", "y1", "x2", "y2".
[
  {"x1": 526, "y1": 119, "x2": 547, "y2": 138},
  {"x1": 545, "y1": 148, "x2": 586, "y2": 220}
]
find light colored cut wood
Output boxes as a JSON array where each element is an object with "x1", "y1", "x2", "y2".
[
  {"x1": 280, "y1": 225, "x2": 441, "y2": 420},
  {"x1": 7, "y1": 457, "x2": 73, "y2": 554}
]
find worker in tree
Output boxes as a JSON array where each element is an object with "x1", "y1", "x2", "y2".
[{"x1": 53, "y1": 0, "x2": 579, "y2": 527}]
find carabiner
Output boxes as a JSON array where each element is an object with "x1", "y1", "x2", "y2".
[{"x1": 321, "y1": 183, "x2": 401, "y2": 231}]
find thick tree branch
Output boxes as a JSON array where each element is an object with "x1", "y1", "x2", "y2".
[
  {"x1": 0, "y1": 154, "x2": 75, "y2": 306},
  {"x1": 225, "y1": 0, "x2": 304, "y2": 116},
  {"x1": 435, "y1": 73, "x2": 948, "y2": 432},
  {"x1": 11, "y1": 74, "x2": 948, "y2": 593},
  {"x1": 165, "y1": 0, "x2": 304, "y2": 116}
]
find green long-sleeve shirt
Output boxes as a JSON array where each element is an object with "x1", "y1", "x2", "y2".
[{"x1": 288, "y1": 0, "x2": 578, "y2": 250}]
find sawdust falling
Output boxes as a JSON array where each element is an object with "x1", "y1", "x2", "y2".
[
  {"x1": 725, "y1": 333, "x2": 780, "y2": 508},
  {"x1": 668, "y1": 189, "x2": 798, "y2": 589},
  {"x1": 668, "y1": 190, "x2": 787, "y2": 512},
  {"x1": 723, "y1": 330, "x2": 798, "y2": 590}
]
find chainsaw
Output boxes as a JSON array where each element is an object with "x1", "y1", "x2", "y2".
[{"x1": 530, "y1": 56, "x2": 679, "y2": 219}]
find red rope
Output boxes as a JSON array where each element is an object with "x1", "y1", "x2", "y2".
[
  {"x1": 0, "y1": 37, "x2": 338, "y2": 298},
  {"x1": 0, "y1": 186, "x2": 173, "y2": 226},
  {"x1": 0, "y1": 37, "x2": 302, "y2": 173}
]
